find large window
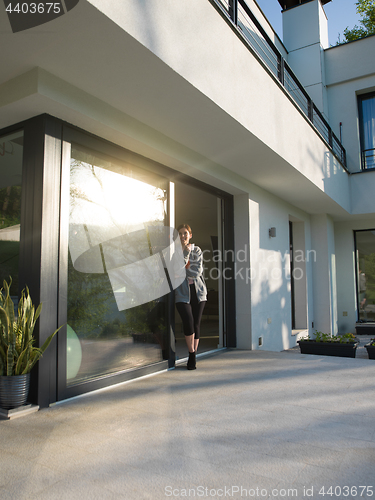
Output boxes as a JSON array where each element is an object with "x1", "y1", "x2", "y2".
[
  {"x1": 358, "y1": 92, "x2": 375, "y2": 170},
  {"x1": 66, "y1": 144, "x2": 171, "y2": 385},
  {"x1": 355, "y1": 230, "x2": 375, "y2": 322},
  {"x1": 0, "y1": 130, "x2": 23, "y2": 297}
]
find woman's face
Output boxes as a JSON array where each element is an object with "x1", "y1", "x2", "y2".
[{"x1": 178, "y1": 227, "x2": 192, "y2": 246}]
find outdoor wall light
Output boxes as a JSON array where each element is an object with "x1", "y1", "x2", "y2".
[{"x1": 269, "y1": 227, "x2": 276, "y2": 238}]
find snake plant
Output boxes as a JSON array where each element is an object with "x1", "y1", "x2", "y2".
[{"x1": 0, "y1": 278, "x2": 61, "y2": 376}]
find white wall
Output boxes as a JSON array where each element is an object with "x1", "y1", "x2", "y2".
[
  {"x1": 282, "y1": 0, "x2": 328, "y2": 51},
  {"x1": 311, "y1": 214, "x2": 337, "y2": 334},
  {"x1": 334, "y1": 221, "x2": 357, "y2": 333},
  {"x1": 351, "y1": 171, "x2": 375, "y2": 214},
  {"x1": 325, "y1": 36, "x2": 375, "y2": 172},
  {"x1": 234, "y1": 184, "x2": 314, "y2": 352}
]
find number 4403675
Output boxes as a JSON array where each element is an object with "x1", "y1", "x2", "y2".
[
  {"x1": 5, "y1": 3, "x2": 62, "y2": 14},
  {"x1": 318, "y1": 486, "x2": 373, "y2": 497}
]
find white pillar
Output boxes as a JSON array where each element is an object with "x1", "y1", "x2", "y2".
[{"x1": 311, "y1": 214, "x2": 337, "y2": 334}]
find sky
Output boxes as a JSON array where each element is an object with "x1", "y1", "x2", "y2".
[{"x1": 255, "y1": 0, "x2": 362, "y2": 46}]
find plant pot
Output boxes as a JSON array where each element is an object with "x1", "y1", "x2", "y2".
[
  {"x1": 355, "y1": 323, "x2": 375, "y2": 336},
  {"x1": 364, "y1": 343, "x2": 375, "y2": 360},
  {"x1": 0, "y1": 373, "x2": 31, "y2": 410},
  {"x1": 297, "y1": 341, "x2": 358, "y2": 358}
]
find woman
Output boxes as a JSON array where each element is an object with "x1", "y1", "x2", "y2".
[{"x1": 175, "y1": 223, "x2": 207, "y2": 370}]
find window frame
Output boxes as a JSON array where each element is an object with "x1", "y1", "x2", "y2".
[
  {"x1": 354, "y1": 228, "x2": 375, "y2": 323},
  {"x1": 358, "y1": 91, "x2": 375, "y2": 171}
]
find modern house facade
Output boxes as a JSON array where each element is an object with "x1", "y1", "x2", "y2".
[{"x1": 1, "y1": 0, "x2": 375, "y2": 407}]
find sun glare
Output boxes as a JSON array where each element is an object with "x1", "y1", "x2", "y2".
[{"x1": 70, "y1": 160, "x2": 165, "y2": 234}]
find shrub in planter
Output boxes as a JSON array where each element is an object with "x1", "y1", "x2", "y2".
[
  {"x1": 0, "y1": 278, "x2": 61, "y2": 409},
  {"x1": 297, "y1": 332, "x2": 358, "y2": 358}
]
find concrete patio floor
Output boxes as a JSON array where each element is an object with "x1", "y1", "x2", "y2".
[{"x1": 1, "y1": 348, "x2": 375, "y2": 500}]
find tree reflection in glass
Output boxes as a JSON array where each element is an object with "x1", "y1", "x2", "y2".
[{"x1": 67, "y1": 146, "x2": 171, "y2": 385}]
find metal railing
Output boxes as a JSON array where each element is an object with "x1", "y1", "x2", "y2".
[
  {"x1": 362, "y1": 148, "x2": 375, "y2": 170},
  {"x1": 210, "y1": 0, "x2": 347, "y2": 169}
]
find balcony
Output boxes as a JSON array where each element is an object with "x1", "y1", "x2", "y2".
[{"x1": 211, "y1": 0, "x2": 347, "y2": 169}]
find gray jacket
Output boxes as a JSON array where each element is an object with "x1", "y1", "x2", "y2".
[{"x1": 174, "y1": 245, "x2": 207, "y2": 303}]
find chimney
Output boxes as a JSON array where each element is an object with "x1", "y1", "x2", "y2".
[{"x1": 282, "y1": 0, "x2": 329, "y2": 118}]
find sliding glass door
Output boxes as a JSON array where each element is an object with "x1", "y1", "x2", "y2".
[{"x1": 57, "y1": 131, "x2": 175, "y2": 398}]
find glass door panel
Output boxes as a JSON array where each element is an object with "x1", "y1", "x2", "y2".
[
  {"x1": 174, "y1": 181, "x2": 222, "y2": 357},
  {"x1": 67, "y1": 144, "x2": 170, "y2": 385},
  {"x1": 356, "y1": 230, "x2": 375, "y2": 322}
]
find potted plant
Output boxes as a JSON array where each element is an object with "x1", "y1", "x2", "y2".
[
  {"x1": 0, "y1": 278, "x2": 61, "y2": 410},
  {"x1": 297, "y1": 331, "x2": 358, "y2": 358},
  {"x1": 364, "y1": 338, "x2": 375, "y2": 360}
]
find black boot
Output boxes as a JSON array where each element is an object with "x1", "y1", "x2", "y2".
[{"x1": 187, "y1": 351, "x2": 196, "y2": 370}]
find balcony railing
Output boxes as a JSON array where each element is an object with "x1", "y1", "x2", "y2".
[
  {"x1": 362, "y1": 148, "x2": 375, "y2": 170},
  {"x1": 210, "y1": 0, "x2": 347, "y2": 169}
]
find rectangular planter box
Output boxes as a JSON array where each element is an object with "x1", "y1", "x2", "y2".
[
  {"x1": 355, "y1": 323, "x2": 375, "y2": 336},
  {"x1": 365, "y1": 343, "x2": 375, "y2": 360},
  {"x1": 298, "y1": 341, "x2": 358, "y2": 358}
]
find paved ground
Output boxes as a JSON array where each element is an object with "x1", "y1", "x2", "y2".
[{"x1": 1, "y1": 347, "x2": 375, "y2": 500}]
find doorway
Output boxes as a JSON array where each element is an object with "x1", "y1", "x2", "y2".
[{"x1": 174, "y1": 181, "x2": 224, "y2": 358}]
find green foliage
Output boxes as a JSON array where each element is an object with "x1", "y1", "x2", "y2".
[
  {"x1": 67, "y1": 254, "x2": 112, "y2": 339},
  {"x1": 67, "y1": 251, "x2": 166, "y2": 341},
  {"x1": 0, "y1": 186, "x2": 21, "y2": 229},
  {"x1": 99, "y1": 318, "x2": 130, "y2": 338},
  {"x1": 338, "y1": 0, "x2": 375, "y2": 43},
  {"x1": 0, "y1": 241, "x2": 20, "y2": 295},
  {"x1": 301, "y1": 331, "x2": 357, "y2": 343},
  {"x1": 122, "y1": 301, "x2": 166, "y2": 337},
  {"x1": 0, "y1": 278, "x2": 62, "y2": 376}
]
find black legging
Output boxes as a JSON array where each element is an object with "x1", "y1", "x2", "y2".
[{"x1": 176, "y1": 284, "x2": 206, "y2": 339}]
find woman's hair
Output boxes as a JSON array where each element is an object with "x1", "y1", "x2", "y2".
[{"x1": 177, "y1": 223, "x2": 192, "y2": 234}]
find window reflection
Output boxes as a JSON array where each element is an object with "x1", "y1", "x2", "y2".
[
  {"x1": 67, "y1": 145, "x2": 170, "y2": 385},
  {"x1": 0, "y1": 130, "x2": 23, "y2": 298},
  {"x1": 358, "y1": 93, "x2": 375, "y2": 170},
  {"x1": 356, "y1": 230, "x2": 375, "y2": 322}
]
